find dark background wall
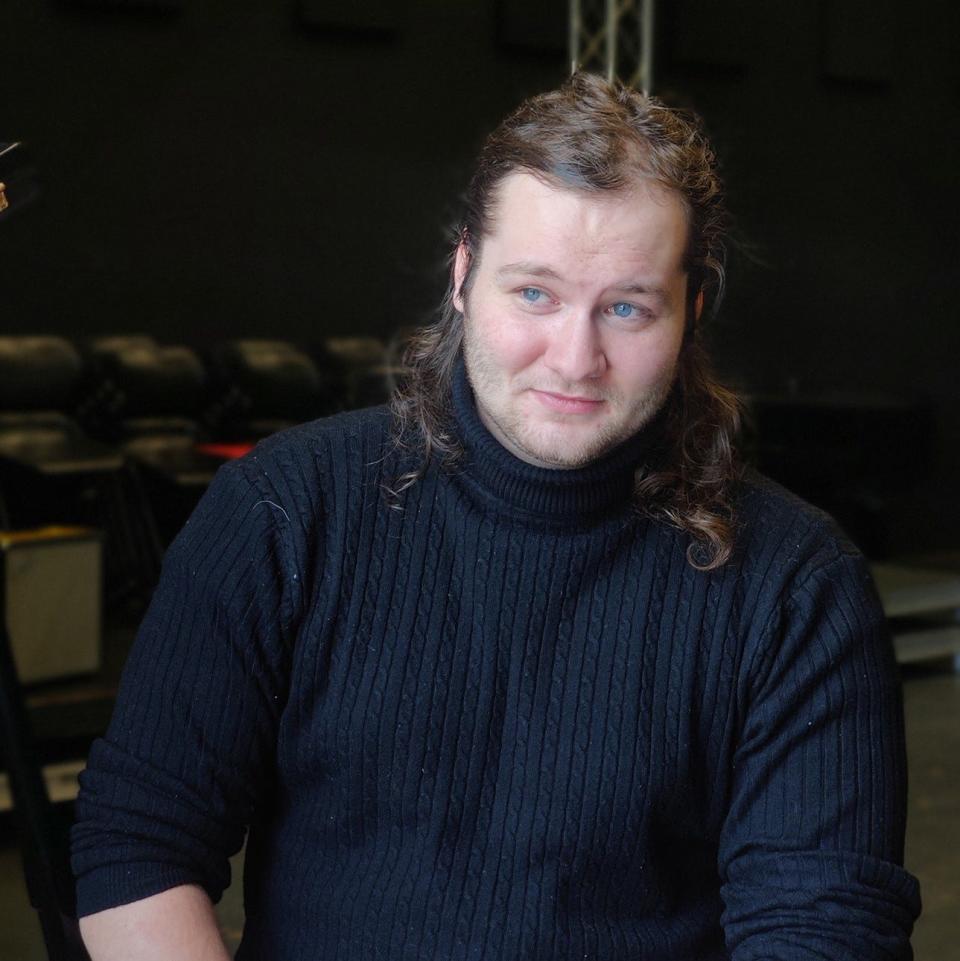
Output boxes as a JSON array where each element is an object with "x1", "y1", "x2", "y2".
[{"x1": 2, "y1": 0, "x2": 958, "y2": 555}]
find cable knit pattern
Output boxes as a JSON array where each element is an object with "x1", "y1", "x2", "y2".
[{"x1": 72, "y1": 362, "x2": 920, "y2": 959}]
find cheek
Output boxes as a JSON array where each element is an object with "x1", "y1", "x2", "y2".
[
  {"x1": 481, "y1": 317, "x2": 548, "y2": 374},
  {"x1": 614, "y1": 329, "x2": 684, "y2": 387}
]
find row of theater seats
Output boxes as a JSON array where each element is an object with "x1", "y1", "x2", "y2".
[{"x1": 0, "y1": 334, "x2": 404, "y2": 615}]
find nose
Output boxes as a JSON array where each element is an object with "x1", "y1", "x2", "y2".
[{"x1": 543, "y1": 311, "x2": 607, "y2": 384}]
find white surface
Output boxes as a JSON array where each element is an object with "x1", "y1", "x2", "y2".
[
  {"x1": 4, "y1": 535, "x2": 102, "y2": 683},
  {"x1": 0, "y1": 758, "x2": 84, "y2": 813}
]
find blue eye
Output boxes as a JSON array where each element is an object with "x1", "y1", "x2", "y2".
[
  {"x1": 520, "y1": 288, "x2": 543, "y2": 303},
  {"x1": 611, "y1": 302, "x2": 635, "y2": 318}
]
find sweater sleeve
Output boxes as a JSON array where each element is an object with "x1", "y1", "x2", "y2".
[
  {"x1": 71, "y1": 457, "x2": 302, "y2": 917},
  {"x1": 718, "y1": 549, "x2": 921, "y2": 959}
]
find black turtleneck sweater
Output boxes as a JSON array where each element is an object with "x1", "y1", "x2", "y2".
[{"x1": 72, "y1": 364, "x2": 920, "y2": 959}]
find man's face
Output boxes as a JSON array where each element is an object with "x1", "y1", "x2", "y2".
[{"x1": 456, "y1": 171, "x2": 692, "y2": 470}]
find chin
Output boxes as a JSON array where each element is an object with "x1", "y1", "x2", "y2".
[{"x1": 512, "y1": 422, "x2": 627, "y2": 469}]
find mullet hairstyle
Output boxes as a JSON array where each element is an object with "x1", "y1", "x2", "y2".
[{"x1": 389, "y1": 71, "x2": 743, "y2": 570}]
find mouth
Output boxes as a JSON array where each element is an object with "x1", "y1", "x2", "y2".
[{"x1": 530, "y1": 389, "x2": 606, "y2": 415}]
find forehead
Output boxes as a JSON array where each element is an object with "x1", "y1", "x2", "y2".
[{"x1": 480, "y1": 172, "x2": 690, "y2": 281}]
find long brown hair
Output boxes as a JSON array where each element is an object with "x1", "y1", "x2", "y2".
[{"x1": 389, "y1": 72, "x2": 743, "y2": 569}]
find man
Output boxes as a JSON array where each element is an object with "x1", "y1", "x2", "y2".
[{"x1": 72, "y1": 73, "x2": 920, "y2": 959}]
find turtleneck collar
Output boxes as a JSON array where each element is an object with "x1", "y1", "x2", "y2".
[{"x1": 449, "y1": 355, "x2": 665, "y2": 524}]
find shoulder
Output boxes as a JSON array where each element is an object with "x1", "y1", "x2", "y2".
[
  {"x1": 243, "y1": 404, "x2": 393, "y2": 469},
  {"x1": 733, "y1": 466, "x2": 863, "y2": 574},
  {"x1": 728, "y1": 468, "x2": 887, "y2": 675},
  {"x1": 724, "y1": 468, "x2": 882, "y2": 648},
  {"x1": 231, "y1": 405, "x2": 394, "y2": 497},
  {"x1": 180, "y1": 406, "x2": 394, "y2": 557},
  {"x1": 173, "y1": 407, "x2": 396, "y2": 619}
]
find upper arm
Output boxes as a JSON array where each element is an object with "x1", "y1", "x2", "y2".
[
  {"x1": 718, "y1": 551, "x2": 921, "y2": 959},
  {"x1": 72, "y1": 457, "x2": 304, "y2": 916}
]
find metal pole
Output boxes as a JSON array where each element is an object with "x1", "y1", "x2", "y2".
[
  {"x1": 569, "y1": 0, "x2": 581, "y2": 75},
  {"x1": 606, "y1": 0, "x2": 617, "y2": 81},
  {"x1": 640, "y1": 0, "x2": 655, "y2": 93}
]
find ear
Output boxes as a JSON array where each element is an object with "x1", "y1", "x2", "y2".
[
  {"x1": 694, "y1": 288, "x2": 704, "y2": 323},
  {"x1": 452, "y1": 243, "x2": 470, "y2": 313}
]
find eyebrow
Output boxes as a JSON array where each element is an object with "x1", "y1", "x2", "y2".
[
  {"x1": 612, "y1": 282, "x2": 672, "y2": 307},
  {"x1": 495, "y1": 261, "x2": 672, "y2": 306},
  {"x1": 495, "y1": 261, "x2": 564, "y2": 282}
]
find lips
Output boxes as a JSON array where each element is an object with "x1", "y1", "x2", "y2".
[{"x1": 531, "y1": 389, "x2": 606, "y2": 414}]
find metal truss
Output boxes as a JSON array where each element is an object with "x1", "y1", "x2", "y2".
[{"x1": 569, "y1": 0, "x2": 655, "y2": 93}]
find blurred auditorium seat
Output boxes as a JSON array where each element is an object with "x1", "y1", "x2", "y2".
[
  {"x1": 323, "y1": 335, "x2": 398, "y2": 409},
  {"x1": 0, "y1": 336, "x2": 158, "y2": 612},
  {"x1": 0, "y1": 337, "x2": 123, "y2": 526},
  {"x1": 82, "y1": 338, "x2": 229, "y2": 545},
  {"x1": 205, "y1": 339, "x2": 329, "y2": 441}
]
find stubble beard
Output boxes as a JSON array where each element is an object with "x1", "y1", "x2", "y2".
[{"x1": 462, "y1": 323, "x2": 676, "y2": 470}]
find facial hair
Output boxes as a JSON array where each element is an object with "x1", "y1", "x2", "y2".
[{"x1": 462, "y1": 314, "x2": 677, "y2": 470}]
